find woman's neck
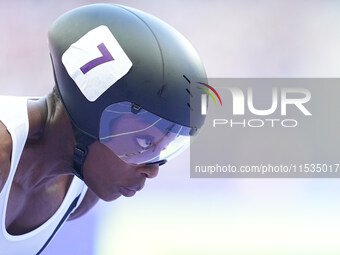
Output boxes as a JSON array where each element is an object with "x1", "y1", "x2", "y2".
[{"x1": 15, "y1": 94, "x2": 76, "y2": 191}]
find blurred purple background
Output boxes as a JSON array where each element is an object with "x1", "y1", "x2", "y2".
[{"x1": 1, "y1": 1, "x2": 340, "y2": 254}]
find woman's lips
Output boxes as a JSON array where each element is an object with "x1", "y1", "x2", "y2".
[{"x1": 119, "y1": 186, "x2": 137, "y2": 197}]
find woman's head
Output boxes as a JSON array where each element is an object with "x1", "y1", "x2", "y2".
[{"x1": 48, "y1": 4, "x2": 207, "y2": 179}]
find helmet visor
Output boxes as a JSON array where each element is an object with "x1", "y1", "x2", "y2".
[{"x1": 99, "y1": 102, "x2": 192, "y2": 165}]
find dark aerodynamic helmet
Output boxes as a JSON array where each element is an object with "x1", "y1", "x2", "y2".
[{"x1": 48, "y1": 4, "x2": 207, "y2": 179}]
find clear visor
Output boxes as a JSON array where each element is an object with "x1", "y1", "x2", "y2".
[{"x1": 99, "y1": 102, "x2": 192, "y2": 166}]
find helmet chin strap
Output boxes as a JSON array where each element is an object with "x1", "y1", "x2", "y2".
[{"x1": 72, "y1": 126, "x2": 97, "y2": 180}]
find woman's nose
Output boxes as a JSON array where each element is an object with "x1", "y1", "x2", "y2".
[{"x1": 137, "y1": 164, "x2": 159, "y2": 178}]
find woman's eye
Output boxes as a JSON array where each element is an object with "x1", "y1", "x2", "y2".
[{"x1": 135, "y1": 136, "x2": 153, "y2": 150}]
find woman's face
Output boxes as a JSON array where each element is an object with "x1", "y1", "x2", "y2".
[{"x1": 82, "y1": 140, "x2": 159, "y2": 201}]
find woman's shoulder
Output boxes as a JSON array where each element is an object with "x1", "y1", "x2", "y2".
[{"x1": 0, "y1": 120, "x2": 12, "y2": 194}]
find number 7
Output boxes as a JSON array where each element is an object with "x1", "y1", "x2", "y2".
[{"x1": 80, "y1": 42, "x2": 114, "y2": 74}]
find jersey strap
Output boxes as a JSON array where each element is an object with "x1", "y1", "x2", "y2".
[{"x1": 36, "y1": 195, "x2": 80, "y2": 255}]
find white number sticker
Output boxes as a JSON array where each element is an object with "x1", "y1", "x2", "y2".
[{"x1": 62, "y1": 25, "x2": 133, "y2": 102}]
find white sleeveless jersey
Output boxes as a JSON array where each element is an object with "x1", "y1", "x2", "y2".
[{"x1": 0, "y1": 96, "x2": 88, "y2": 255}]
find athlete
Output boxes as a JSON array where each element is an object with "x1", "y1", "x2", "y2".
[{"x1": 0, "y1": 3, "x2": 207, "y2": 254}]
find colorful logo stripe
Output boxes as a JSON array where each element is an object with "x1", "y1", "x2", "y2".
[{"x1": 197, "y1": 82, "x2": 223, "y2": 106}]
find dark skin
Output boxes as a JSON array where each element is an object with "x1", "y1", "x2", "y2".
[{"x1": 0, "y1": 93, "x2": 159, "y2": 235}]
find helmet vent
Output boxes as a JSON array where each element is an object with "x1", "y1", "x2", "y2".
[
  {"x1": 187, "y1": 103, "x2": 193, "y2": 111},
  {"x1": 183, "y1": 75, "x2": 191, "y2": 84},
  {"x1": 184, "y1": 75, "x2": 193, "y2": 111},
  {"x1": 186, "y1": 88, "x2": 193, "y2": 97}
]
